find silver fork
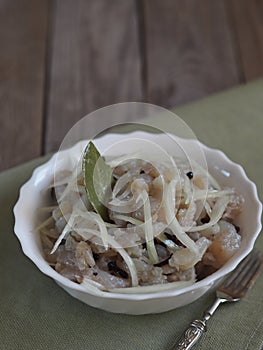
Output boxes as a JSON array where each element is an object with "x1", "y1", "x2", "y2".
[{"x1": 172, "y1": 250, "x2": 263, "y2": 350}]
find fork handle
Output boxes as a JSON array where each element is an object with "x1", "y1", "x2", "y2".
[
  {"x1": 171, "y1": 297, "x2": 224, "y2": 350},
  {"x1": 174, "y1": 319, "x2": 207, "y2": 349},
  {"x1": 173, "y1": 320, "x2": 206, "y2": 350}
]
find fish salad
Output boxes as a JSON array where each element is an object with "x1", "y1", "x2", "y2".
[{"x1": 38, "y1": 142, "x2": 243, "y2": 293}]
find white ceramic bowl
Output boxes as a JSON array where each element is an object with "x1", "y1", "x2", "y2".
[{"x1": 14, "y1": 132, "x2": 262, "y2": 314}]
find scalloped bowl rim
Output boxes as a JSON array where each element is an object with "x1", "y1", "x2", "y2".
[{"x1": 14, "y1": 132, "x2": 262, "y2": 303}]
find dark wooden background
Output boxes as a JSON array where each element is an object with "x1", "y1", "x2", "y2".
[{"x1": 0, "y1": 0, "x2": 262, "y2": 171}]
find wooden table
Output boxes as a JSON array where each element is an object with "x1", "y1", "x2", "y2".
[{"x1": 0, "y1": 0, "x2": 262, "y2": 171}]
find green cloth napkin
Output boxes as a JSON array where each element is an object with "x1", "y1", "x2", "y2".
[{"x1": 1, "y1": 80, "x2": 263, "y2": 350}]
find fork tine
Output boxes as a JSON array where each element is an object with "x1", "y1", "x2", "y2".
[
  {"x1": 219, "y1": 250, "x2": 263, "y2": 294},
  {"x1": 237, "y1": 258, "x2": 263, "y2": 296},
  {"x1": 228, "y1": 251, "x2": 260, "y2": 287},
  {"x1": 220, "y1": 251, "x2": 257, "y2": 289}
]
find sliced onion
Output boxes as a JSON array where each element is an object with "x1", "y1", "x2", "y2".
[
  {"x1": 38, "y1": 206, "x2": 58, "y2": 214},
  {"x1": 36, "y1": 217, "x2": 54, "y2": 232},
  {"x1": 74, "y1": 210, "x2": 110, "y2": 249},
  {"x1": 183, "y1": 176, "x2": 193, "y2": 205},
  {"x1": 106, "y1": 152, "x2": 140, "y2": 168},
  {"x1": 109, "y1": 279, "x2": 194, "y2": 294},
  {"x1": 164, "y1": 180, "x2": 198, "y2": 254},
  {"x1": 53, "y1": 168, "x2": 81, "y2": 203},
  {"x1": 204, "y1": 202, "x2": 212, "y2": 218},
  {"x1": 113, "y1": 215, "x2": 143, "y2": 226},
  {"x1": 117, "y1": 188, "x2": 132, "y2": 200},
  {"x1": 50, "y1": 212, "x2": 76, "y2": 254},
  {"x1": 109, "y1": 196, "x2": 136, "y2": 208},
  {"x1": 183, "y1": 195, "x2": 229, "y2": 232},
  {"x1": 112, "y1": 171, "x2": 134, "y2": 197},
  {"x1": 192, "y1": 188, "x2": 234, "y2": 201},
  {"x1": 136, "y1": 190, "x2": 158, "y2": 264},
  {"x1": 77, "y1": 228, "x2": 138, "y2": 287},
  {"x1": 81, "y1": 276, "x2": 106, "y2": 293}
]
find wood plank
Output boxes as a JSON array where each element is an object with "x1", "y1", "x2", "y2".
[
  {"x1": 226, "y1": 0, "x2": 263, "y2": 81},
  {"x1": 0, "y1": 0, "x2": 49, "y2": 171},
  {"x1": 143, "y1": 0, "x2": 241, "y2": 107},
  {"x1": 45, "y1": 0, "x2": 142, "y2": 153}
]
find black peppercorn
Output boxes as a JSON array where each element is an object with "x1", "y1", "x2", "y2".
[
  {"x1": 93, "y1": 253, "x2": 100, "y2": 261},
  {"x1": 186, "y1": 171, "x2": 194, "y2": 179}
]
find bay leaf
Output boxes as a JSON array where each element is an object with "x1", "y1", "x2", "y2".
[{"x1": 82, "y1": 141, "x2": 114, "y2": 221}]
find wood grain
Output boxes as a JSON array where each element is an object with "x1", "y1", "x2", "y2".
[
  {"x1": 227, "y1": 0, "x2": 263, "y2": 81},
  {"x1": 142, "y1": 0, "x2": 241, "y2": 107},
  {"x1": 1, "y1": 1, "x2": 263, "y2": 172},
  {"x1": 0, "y1": 0, "x2": 49, "y2": 171},
  {"x1": 45, "y1": 0, "x2": 142, "y2": 153}
]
